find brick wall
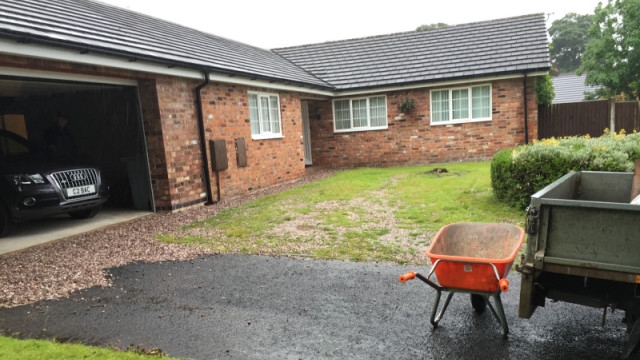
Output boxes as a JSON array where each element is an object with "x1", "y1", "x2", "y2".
[
  {"x1": 151, "y1": 76, "x2": 207, "y2": 210},
  {"x1": 307, "y1": 77, "x2": 538, "y2": 168},
  {"x1": 199, "y1": 84, "x2": 306, "y2": 199}
]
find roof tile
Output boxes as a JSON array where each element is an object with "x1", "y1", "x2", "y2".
[
  {"x1": 0, "y1": 0, "x2": 332, "y2": 89},
  {"x1": 275, "y1": 14, "x2": 550, "y2": 90}
]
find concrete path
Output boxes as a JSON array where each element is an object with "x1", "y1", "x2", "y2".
[{"x1": 0, "y1": 208, "x2": 152, "y2": 255}]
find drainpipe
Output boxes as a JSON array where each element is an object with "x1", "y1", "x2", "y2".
[
  {"x1": 523, "y1": 73, "x2": 529, "y2": 144},
  {"x1": 195, "y1": 71, "x2": 215, "y2": 205}
]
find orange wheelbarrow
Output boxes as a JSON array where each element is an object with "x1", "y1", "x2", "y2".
[{"x1": 399, "y1": 222, "x2": 525, "y2": 337}]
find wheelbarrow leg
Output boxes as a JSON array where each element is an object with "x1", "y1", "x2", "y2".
[
  {"x1": 485, "y1": 293, "x2": 509, "y2": 337},
  {"x1": 430, "y1": 289, "x2": 455, "y2": 328}
]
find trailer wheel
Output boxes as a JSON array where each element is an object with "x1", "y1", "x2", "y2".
[{"x1": 471, "y1": 294, "x2": 487, "y2": 313}]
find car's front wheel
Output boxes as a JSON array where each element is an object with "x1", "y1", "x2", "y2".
[
  {"x1": 68, "y1": 206, "x2": 101, "y2": 219},
  {"x1": 0, "y1": 204, "x2": 12, "y2": 237}
]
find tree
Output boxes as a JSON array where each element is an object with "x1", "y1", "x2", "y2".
[
  {"x1": 416, "y1": 23, "x2": 448, "y2": 31},
  {"x1": 578, "y1": 0, "x2": 640, "y2": 100},
  {"x1": 534, "y1": 74, "x2": 556, "y2": 106},
  {"x1": 548, "y1": 13, "x2": 594, "y2": 73}
]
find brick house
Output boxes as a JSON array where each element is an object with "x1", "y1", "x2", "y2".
[{"x1": 0, "y1": 0, "x2": 549, "y2": 213}]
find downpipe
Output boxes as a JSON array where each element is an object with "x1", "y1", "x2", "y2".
[{"x1": 195, "y1": 72, "x2": 215, "y2": 205}]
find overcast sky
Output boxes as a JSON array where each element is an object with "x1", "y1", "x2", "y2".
[{"x1": 98, "y1": 0, "x2": 604, "y2": 49}]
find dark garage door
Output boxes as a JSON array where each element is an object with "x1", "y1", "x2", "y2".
[{"x1": 0, "y1": 76, "x2": 153, "y2": 211}]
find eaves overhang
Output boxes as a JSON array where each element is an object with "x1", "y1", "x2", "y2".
[
  {"x1": 0, "y1": 31, "x2": 336, "y2": 96},
  {"x1": 331, "y1": 69, "x2": 551, "y2": 97}
]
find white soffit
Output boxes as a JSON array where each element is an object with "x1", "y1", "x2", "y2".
[{"x1": 0, "y1": 39, "x2": 334, "y2": 96}]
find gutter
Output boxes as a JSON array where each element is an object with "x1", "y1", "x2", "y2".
[
  {"x1": 195, "y1": 72, "x2": 215, "y2": 205},
  {"x1": 0, "y1": 32, "x2": 334, "y2": 92},
  {"x1": 524, "y1": 73, "x2": 529, "y2": 144}
]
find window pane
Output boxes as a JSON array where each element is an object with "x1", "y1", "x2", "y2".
[
  {"x1": 369, "y1": 96, "x2": 387, "y2": 127},
  {"x1": 452, "y1": 89, "x2": 469, "y2": 119},
  {"x1": 334, "y1": 100, "x2": 351, "y2": 130},
  {"x1": 249, "y1": 94, "x2": 260, "y2": 135},
  {"x1": 260, "y1": 96, "x2": 271, "y2": 132},
  {"x1": 431, "y1": 90, "x2": 449, "y2": 122},
  {"x1": 352, "y1": 99, "x2": 367, "y2": 128},
  {"x1": 269, "y1": 96, "x2": 280, "y2": 134},
  {"x1": 472, "y1": 86, "x2": 491, "y2": 118}
]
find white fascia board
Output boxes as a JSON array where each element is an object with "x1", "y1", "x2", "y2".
[
  {"x1": 335, "y1": 72, "x2": 549, "y2": 97},
  {"x1": 0, "y1": 39, "x2": 546, "y2": 98},
  {"x1": 0, "y1": 38, "x2": 201, "y2": 80},
  {"x1": 0, "y1": 39, "x2": 333, "y2": 96},
  {"x1": 0, "y1": 66, "x2": 138, "y2": 86},
  {"x1": 207, "y1": 73, "x2": 334, "y2": 97}
]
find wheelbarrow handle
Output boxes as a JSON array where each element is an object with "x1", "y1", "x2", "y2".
[
  {"x1": 499, "y1": 278, "x2": 509, "y2": 292},
  {"x1": 399, "y1": 270, "x2": 416, "y2": 283}
]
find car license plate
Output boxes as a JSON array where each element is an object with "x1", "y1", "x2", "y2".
[{"x1": 67, "y1": 185, "x2": 96, "y2": 197}]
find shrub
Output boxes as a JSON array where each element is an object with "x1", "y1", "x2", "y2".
[{"x1": 491, "y1": 130, "x2": 640, "y2": 209}]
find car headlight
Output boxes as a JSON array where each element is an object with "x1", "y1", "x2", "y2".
[{"x1": 6, "y1": 174, "x2": 46, "y2": 185}]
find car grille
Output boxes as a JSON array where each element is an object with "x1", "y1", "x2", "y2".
[{"x1": 50, "y1": 169, "x2": 98, "y2": 198}]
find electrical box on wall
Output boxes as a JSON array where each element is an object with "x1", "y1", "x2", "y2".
[
  {"x1": 235, "y1": 138, "x2": 247, "y2": 167},
  {"x1": 209, "y1": 139, "x2": 228, "y2": 171}
]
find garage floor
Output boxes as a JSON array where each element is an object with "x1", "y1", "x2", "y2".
[{"x1": 0, "y1": 208, "x2": 152, "y2": 255}]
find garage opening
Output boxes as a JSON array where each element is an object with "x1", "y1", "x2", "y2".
[{"x1": 0, "y1": 76, "x2": 153, "y2": 212}]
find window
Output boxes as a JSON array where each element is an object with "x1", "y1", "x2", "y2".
[
  {"x1": 333, "y1": 95, "x2": 387, "y2": 132},
  {"x1": 430, "y1": 85, "x2": 491, "y2": 125},
  {"x1": 248, "y1": 91, "x2": 282, "y2": 139}
]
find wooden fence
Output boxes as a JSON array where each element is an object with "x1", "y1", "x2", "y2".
[{"x1": 538, "y1": 100, "x2": 639, "y2": 139}]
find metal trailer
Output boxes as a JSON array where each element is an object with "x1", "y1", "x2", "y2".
[{"x1": 517, "y1": 170, "x2": 640, "y2": 358}]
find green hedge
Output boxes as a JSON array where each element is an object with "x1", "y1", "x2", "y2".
[{"x1": 491, "y1": 130, "x2": 640, "y2": 209}]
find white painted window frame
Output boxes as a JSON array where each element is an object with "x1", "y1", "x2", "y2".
[
  {"x1": 430, "y1": 84, "x2": 492, "y2": 126},
  {"x1": 248, "y1": 91, "x2": 283, "y2": 140},
  {"x1": 332, "y1": 95, "x2": 388, "y2": 133}
]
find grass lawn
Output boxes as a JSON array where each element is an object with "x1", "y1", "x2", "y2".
[
  {"x1": 159, "y1": 162, "x2": 524, "y2": 264},
  {"x1": 0, "y1": 336, "x2": 181, "y2": 359},
  {"x1": 4, "y1": 161, "x2": 523, "y2": 359}
]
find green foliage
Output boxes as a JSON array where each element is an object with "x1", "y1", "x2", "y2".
[
  {"x1": 578, "y1": 0, "x2": 640, "y2": 100},
  {"x1": 491, "y1": 131, "x2": 640, "y2": 209},
  {"x1": 534, "y1": 74, "x2": 556, "y2": 106},
  {"x1": 0, "y1": 336, "x2": 177, "y2": 359},
  {"x1": 548, "y1": 13, "x2": 594, "y2": 72},
  {"x1": 416, "y1": 23, "x2": 448, "y2": 31},
  {"x1": 398, "y1": 96, "x2": 416, "y2": 114}
]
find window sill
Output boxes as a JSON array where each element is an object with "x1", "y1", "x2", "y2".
[
  {"x1": 430, "y1": 118, "x2": 491, "y2": 126},
  {"x1": 251, "y1": 134, "x2": 284, "y2": 140},
  {"x1": 333, "y1": 126, "x2": 388, "y2": 134}
]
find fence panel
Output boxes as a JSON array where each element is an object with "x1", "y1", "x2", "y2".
[
  {"x1": 616, "y1": 102, "x2": 639, "y2": 133},
  {"x1": 539, "y1": 101, "x2": 639, "y2": 139}
]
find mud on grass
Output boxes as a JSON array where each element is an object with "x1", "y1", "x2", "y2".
[{"x1": 159, "y1": 193, "x2": 433, "y2": 265}]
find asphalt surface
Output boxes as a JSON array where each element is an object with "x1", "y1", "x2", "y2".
[{"x1": 0, "y1": 254, "x2": 631, "y2": 359}]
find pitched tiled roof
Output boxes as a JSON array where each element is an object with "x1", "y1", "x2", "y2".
[
  {"x1": 552, "y1": 73, "x2": 600, "y2": 103},
  {"x1": 0, "y1": 0, "x2": 549, "y2": 92},
  {"x1": 0, "y1": 0, "x2": 332, "y2": 89},
  {"x1": 274, "y1": 14, "x2": 550, "y2": 91}
]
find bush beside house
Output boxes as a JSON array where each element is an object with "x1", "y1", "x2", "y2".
[{"x1": 491, "y1": 130, "x2": 640, "y2": 209}]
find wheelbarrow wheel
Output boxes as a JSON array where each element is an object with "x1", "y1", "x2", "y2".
[{"x1": 471, "y1": 294, "x2": 487, "y2": 313}]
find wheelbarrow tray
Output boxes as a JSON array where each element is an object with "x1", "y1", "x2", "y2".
[{"x1": 426, "y1": 222, "x2": 525, "y2": 292}]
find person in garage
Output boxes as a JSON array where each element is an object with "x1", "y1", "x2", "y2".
[{"x1": 44, "y1": 114, "x2": 78, "y2": 164}]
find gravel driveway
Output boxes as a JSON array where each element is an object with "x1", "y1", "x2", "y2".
[{"x1": 0, "y1": 169, "x2": 335, "y2": 308}]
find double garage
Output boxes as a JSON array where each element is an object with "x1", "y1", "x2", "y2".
[{"x1": 1, "y1": 71, "x2": 154, "y2": 213}]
